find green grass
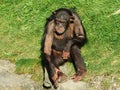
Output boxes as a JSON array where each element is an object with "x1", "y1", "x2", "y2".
[{"x1": 0, "y1": 0, "x2": 120, "y2": 85}]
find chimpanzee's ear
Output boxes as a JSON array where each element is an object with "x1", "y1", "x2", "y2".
[
  {"x1": 70, "y1": 16, "x2": 75, "y2": 23},
  {"x1": 52, "y1": 11, "x2": 57, "y2": 15}
]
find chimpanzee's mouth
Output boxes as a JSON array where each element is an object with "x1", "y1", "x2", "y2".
[{"x1": 54, "y1": 28, "x2": 66, "y2": 35}]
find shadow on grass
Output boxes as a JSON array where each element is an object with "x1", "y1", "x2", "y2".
[{"x1": 15, "y1": 58, "x2": 43, "y2": 81}]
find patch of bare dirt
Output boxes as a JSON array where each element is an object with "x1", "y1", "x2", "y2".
[{"x1": 108, "y1": 8, "x2": 120, "y2": 17}]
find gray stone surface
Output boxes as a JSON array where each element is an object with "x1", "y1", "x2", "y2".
[
  {"x1": 1, "y1": 60, "x2": 119, "y2": 90},
  {"x1": 0, "y1": 60, "x2": 42, "y2": 90},
  {"x1": 58, "y1": 80, "x2": 87, "y2": 90}
]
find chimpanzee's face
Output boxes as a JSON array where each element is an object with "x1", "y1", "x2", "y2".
[{"x1": 54, "y1": 11, "x2": 70, "y2": 35}]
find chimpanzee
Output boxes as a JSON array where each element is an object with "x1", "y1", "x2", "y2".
[{"x1": 41, "y1": 8, "x2": 87, "y2": 89}]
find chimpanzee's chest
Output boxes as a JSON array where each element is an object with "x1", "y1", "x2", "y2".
[{"x1": 52, "y1": 33, "x2": 69, "y2": 51}]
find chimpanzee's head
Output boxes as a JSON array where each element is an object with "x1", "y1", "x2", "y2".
[{"x1": 53, "y1": 8, "x2": 74, "y2": 35}]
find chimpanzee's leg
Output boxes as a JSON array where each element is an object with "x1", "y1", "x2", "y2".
[
  {"x1": 43, "y1": 51, "x2": 66, "y2": 89},
  {"x1": 70, "y1": 45, "x2": 87, "y2": 81},
  {"x1": 43, "y1": 59, "x2": 60, "y2": 89},
  {"x1": 51, "y1": 50, "x2": 67, "y2": 88}
]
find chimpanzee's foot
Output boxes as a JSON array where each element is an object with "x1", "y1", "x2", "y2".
[
  {"x1": 53, "y1": 82, "x2": 59, "y2": 89},
  {"x1": 51, "y1": 68, "x2": 61, "y2": 89},
  {"x1": 58, "y1": 72, "x2": 67, "y2": 83},
  {"x1": 71, "y1": 74, "x2": 82, "y2": 82},
  {"x1": 71, "y1": 71, "x2": 86, "y2": 82},
  {"x1": 52, "y1": 71, "x2": 67, "y2": 89}
]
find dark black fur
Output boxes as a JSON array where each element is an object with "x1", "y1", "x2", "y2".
[{"x1": 41, "y1": 8, "x2": 87, "y2": 89}]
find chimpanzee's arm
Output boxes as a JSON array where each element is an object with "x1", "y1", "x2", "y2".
[
  {"x1": 44, "y1": 20, "x2": 54, "y2": 61},
  {"x1": 64, "y1": 13, "x2": 87, "y2": 52}
]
